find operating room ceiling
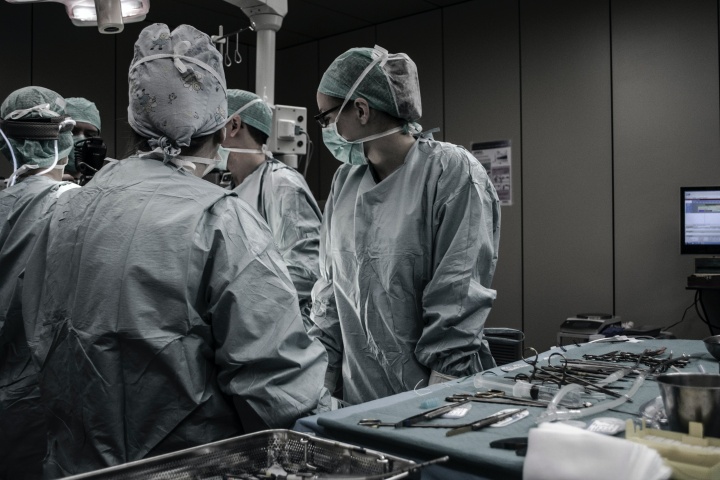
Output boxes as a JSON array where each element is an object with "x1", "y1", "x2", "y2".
[{"x1": 168, "y1": 0, "x2": 470, "y2": 49}]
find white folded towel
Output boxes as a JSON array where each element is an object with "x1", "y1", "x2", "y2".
[{"x1": 522, "y1": 422, "x2": 672, "y2": 480}]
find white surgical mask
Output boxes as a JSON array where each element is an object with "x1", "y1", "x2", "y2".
[
  {"x1": 217, "y1": 145, "x2": 271, "y2": 169},
  {"x1": 322, "y1": 123, "x2": 402, "y2": 166}
]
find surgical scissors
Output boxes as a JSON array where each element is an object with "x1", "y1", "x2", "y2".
[
  {"x1": 446, "y1": 392, "x2": 548, "y2": 408},
  {"x1": 357, "y1": 418, "x2": 467, "y2": 429},
  {"x1": 513, "y1": 347, "x2": 541, "y2": 383}
]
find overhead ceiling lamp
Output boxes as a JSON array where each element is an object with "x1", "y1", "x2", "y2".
[{"x1": 5, "y1": 0, "x2": 150, "y2": 34}]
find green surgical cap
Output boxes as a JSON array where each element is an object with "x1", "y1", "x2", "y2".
[
  {"x1": 227, "y1": 89, "x2": 272, "y2": 137},
  {"x1": 0, "y1": 86, "x2": 73, "y2": 168},
  {"x1": 66, "y1": 97, "x2": 101, "y2": 132},
  {"x1": 318, "y1": 46, "x2": 422, "y2": 123}
]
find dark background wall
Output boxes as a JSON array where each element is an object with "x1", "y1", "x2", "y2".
[{"x1": 1, "y1": 0, "x2": 717, "y2": 350}]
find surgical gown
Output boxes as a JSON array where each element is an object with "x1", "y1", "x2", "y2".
[
  {"x1": 233, "y1": 158, "x2": 321, "y2": 331},
  {"x1": 310, "y1": 136, "x2": 500, "y2": 405},
  {"x1": 21, "y1": 157, "x2": 329, "y2": 477},
  {"x1": 0, "y1": 176, "x2": 77, "y2": 480}
]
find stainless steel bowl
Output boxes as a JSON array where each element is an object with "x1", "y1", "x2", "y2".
[
  {"x1": 656, "y1": 373, "x2": 720, "y2": 437},
  {"x1": 704, "y1": 335, "x2": 720, "y2": 361}
]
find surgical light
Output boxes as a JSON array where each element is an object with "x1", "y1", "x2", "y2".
[{"x1": 4, "y1": 0, "x2": 150, "y2": 34}]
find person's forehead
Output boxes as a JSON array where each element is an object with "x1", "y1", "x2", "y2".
[
  {"x1": 316, "y1": 92, "x2": 341, "y2": 110},
  {"x1": 73, "y1": 121, "x2": 99, "y2": 134}
]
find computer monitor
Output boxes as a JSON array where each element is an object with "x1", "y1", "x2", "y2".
[{"x1": 681, "y1": 186, "x2": 720, "y2": 255}]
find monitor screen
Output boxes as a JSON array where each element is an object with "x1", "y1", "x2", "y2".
[{"x1": 681, "y1": 187, "x2": 720, "y2": 254}]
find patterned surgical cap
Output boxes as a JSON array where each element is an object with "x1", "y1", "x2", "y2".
[{"x1": 128, "y1": 23, "x2": 227, "y2": 158}]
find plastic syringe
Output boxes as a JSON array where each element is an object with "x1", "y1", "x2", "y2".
[{"x1": 473, "y1": 376, "x2": 585, "y2": 407}]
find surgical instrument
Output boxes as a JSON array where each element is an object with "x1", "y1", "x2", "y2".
[
  {"x1": 490, "y1": 437, "x2": 529, "y2": 457},
  {"x1": 445, "y1": 393, "x2": 548, "y2": 408},
  {"x1": 446, "y1": 409, "x2": 527, "y2": 437},
  {"x1": 358, "y1": 418, "x2": 475, "y2": 429},
  {"x1": 395, "y1": 399, "x2": 471, "y2": 428},
  {"x1": 358, "y1": 419, "x2": 398, "y2": 428},
  {"x1": 473, "y1": 376, "x2": 587, "y2": 407}
]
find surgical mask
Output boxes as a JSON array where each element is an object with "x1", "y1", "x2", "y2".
[
  {"x1": 321, "y1": 46, "x2": 404, "y2": 166},
  {"x1": 175, "y1": 155, "x2": 218, "y2": 177},
  {"x1": 189, "y1": 128, "x2": 227, "y2": 176},
  {"x1": 217, "y1": 145, "x2": 271, "y2": 170},
  {"x1": 322, "y1": 122, "x2": 402, "y2": 166}
]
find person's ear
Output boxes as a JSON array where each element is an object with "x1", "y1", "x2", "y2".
[
  {"x1": 354, "y1": 98, "x2": 371, "y2": 125},
  {"x1": 228, "y1": 115, "x2": 242, "y2": 137}
]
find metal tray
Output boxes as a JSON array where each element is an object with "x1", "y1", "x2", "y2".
[{"x1": 63, "y1": 429, "x2": 422, "y2": 479}]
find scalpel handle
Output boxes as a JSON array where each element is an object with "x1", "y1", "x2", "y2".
[
  {"x1": 445, "y1": 408, "x2": 526, "y2": 437},
  {"x1": 395, "y1": 399, "x2": 470, "y2": 428}
]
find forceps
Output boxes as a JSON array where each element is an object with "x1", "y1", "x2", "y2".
[{"x1": 475, "y1": 390, "x2": 507, "y2": 399}]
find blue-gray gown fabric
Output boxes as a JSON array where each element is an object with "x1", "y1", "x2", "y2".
[
  {"x1": 21, "y1": 157, "x2": 328, "y2": 478},
  {"x1": 0, "y1": 176, "x2": 77, "y2": 480},
  {"x1": 309, "y1": 137, "x2": 501, "y2": 405},
  {"x1": 233, "y1": 159, "x2": 321, "y2": 331}
]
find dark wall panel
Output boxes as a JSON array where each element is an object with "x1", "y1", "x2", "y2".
[
  {"x1": 114, "y1": 1, "x2": 251, "y2": 159},
  {"x1": 316, "y1": 27, "x2": 376, "y2": 202},
  {"x1": 114, "y1": 22, "x2": 148, "y2": 159},
  {"x1": 522, "y1": 0, "x2": 613, "y2": 350},
  {"x1": 0, "y1": 2, "x2": 32, "y2": 96},
  {"x1": 0, "y1": 1, "x2": 32, "y2": 179},
  {"x1": 276, "y1": 42, "x2": 321, "y2": 197},
  {"x1": 444, "y1": 0, "x2": 522, "y2": 331},
  {"x1": 377, "y1": 10, "x2": 444, "y2": 140},
  {"x1": 612, "y1": 0, "x2": 720, "y2": 339},
  {"x1": 31, "y1": 4, "x2": 116, "y2": 155},
  {"x1": 4, "y1": 0, "x2": 720, "y2": 351}
]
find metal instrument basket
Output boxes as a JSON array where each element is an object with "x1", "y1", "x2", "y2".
[{"x1": 64, "y1": 429, "x2": 421, "y2": 479}]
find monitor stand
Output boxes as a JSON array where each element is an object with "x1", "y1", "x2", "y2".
[
  {"x1": 685, "y1": 282, "x2": 720, "y2": 335},
  {"x1": 696, "y1": 257, "x2": 720, "y2": 274}
]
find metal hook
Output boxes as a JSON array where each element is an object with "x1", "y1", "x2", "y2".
[
  {"x1": 235, "y1": 33, "x2": 242, "y2": 64},
  {"x1": 547, "y1": 352, "x2": 568, "y2": 368},
  {"x1": 224, "y1": 44, "x2": 232, "y2": 67},
  {"x1": 522, "y1": 347, "x2": 540, "y2": 383},
  {"x1": 547, "y1": 352, "x2": 569, "y2": 386},
  {"x1": 213, "y1": 26, "x2": 226, "y2": 63}
]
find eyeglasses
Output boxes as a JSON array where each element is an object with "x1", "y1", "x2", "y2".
[{"x1": 313, "y1": 104, "x2": 342, "y2": 128}]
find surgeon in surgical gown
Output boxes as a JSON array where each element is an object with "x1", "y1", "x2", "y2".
[
  {"x1": 63, "y1": 96, "x2": 102, "y2": 182},
  {"x1": 219, "y1": 89, "x2": 322, "y2": 331},
  {"x1": 21, "y1": 24, "x2": 329, "y2": 477},
  {"x1": 0, "y1": 86, "x2": 78, "y2": 479},
  {"x1": 310, "y1": 46, "x2": 501, "y2": 405}
]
